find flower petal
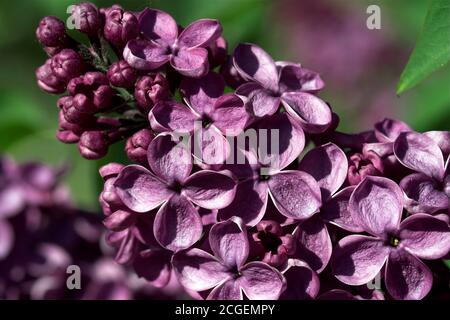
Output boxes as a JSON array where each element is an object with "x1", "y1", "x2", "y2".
[
  {"x1": 193, "y1": 125, "x2": 230, "y2": 165},
  {"x1": 280, "y1": 259, "x2": 320, "y2": 300},
  {"x1": 183, "y1": 170, "x2": 237, "y2": 210},
  {"x1": 400, "y1": 173, "x2": 449, "y2": 214},
  {"x1": 150, "y1": 101, "x2": 197, "y2": 133},
  {"x1": 424, "y1": 131, "x2": 450, "y2": 159},
  {"x1": 212, "y1": 94, "x2": 249, "y2": 136},
  {"x1": 349, "y1": 176, "x2": 403, "y2": 237},
  {"x1": 0, "y1": 220, "x2": 13, "y2": 260},
  {"x1": 331, "y1": 235, "x2": 389, "y2": 286},
  {"x1": 171, "y1": 47, "x2": 209, "y2": 78},
  {"x1": 124, "y1": 39, "x2": 169, "y2": 71},
  {"x1": 268, "y1": 170, "x2": 322, "y2": 220},
  {"x1": 394, "y1": 131, "x2": 445, "y2": 181},
  {"x1": 178, "y1": 19, "x2": 222, "y2": 49},
  {"x1": 114, "y1": 165, "x2": 172, "y2": 213},
  {"x1": 240, "y1": 261, "x2": 286, "y2": 300},
  {"x1": 209, "y1": 217, "x2": 249, "y2": 269},
  {"x1": 153, "y1": 195, "x2": 203, "y2": 252},
  {"x1": 299, "y1": 143, "x2": 348, "y2": 200},
  {"x1": 385, "y1": 249, "x2": 432, "y2": 300},
  {"x1": 218, "y1": 179, "x2": 269, "y2": 227},
  {"x1": 236, "y1": 83, "x2": 280, "y2": 117},
  {"x1": 133, "y1": 249, "x2": 172, "y2": 288},
  {"x1": 180, "y1": 72, "x2": 225, "y2": 116},
  {"x1": 139, "y1": 8, "x2": 178, "y2": 45},
  {"x1": 278, "y1": 65, "x2": 325, "y2": 93},
  {"x1": 374, "y1": 118, "x2": 411, "y2": 142},
  {"x1": 207, "y1": 279, "x2": 243, "y2": 300},
  {"x1": 0, "y1": 183, "x2": 24, "y2": 218},
  {"x1": 399, "y1": 214, "x2": 450, "y2": 260},
  {"x1": 282, "y1": 92, "x2": 332, "y2": 133},
  {"x1": 293, "y1": 218, "x2": 332, "y2": 273},
  {"x1": 148, "y1": 133, "x2": 193, "y2": 185},
  {"x1": 233, "y1": 43, "x2": 279, "y2": 92},
  {"x1": 172, "y1": 248, "x2": 230, "y2": 291}
]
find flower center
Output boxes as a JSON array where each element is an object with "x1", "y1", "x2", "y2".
[
  {"x1": 168, "y1": 181, "x2": 183, "y2": 194},
  {"x1": 257, "y1": 231, "x2": 282, "y2": 254},
  {"x1": 201, "y1": 115, "x2": 213, "y2": 129},
  {"x1": 389, "y1": 236, "x2": 400, "y2": 247}
]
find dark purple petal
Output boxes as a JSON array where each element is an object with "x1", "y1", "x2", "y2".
[
  {"x1": 150, "y1": 100, "x2": 198, "y2": 133},
  {"x1": 239, "y1": 262, "x2": 286, "y2": 300},
  {"x1": 133, "y1": 249, "x2": 172, "y2": 288},
  {"x1": 115, "y1": 230, "x2": 138, "y2": 265},
  {"x1": 233, "y1": 43, "x2": 279, "y2": 92},
  {"x1": 172, "y1": 248, "x2": 231, "y2": 291},
  {"x1": 209, "y1": 217, "x2": 249, "y2": 269},
  {"x1": 178, "y1": 19, "x2": 222, "y2": 49},
  {"x1": 124, "y1": 39, "x2": 170, "y2": 70},
  {"x1": 278, "y1": 65, "x2": 325, "y2": 93},
  {"x1": 180, "y1": 72, "x2": 225, "y2": 116},
  {"x1": 293, "y1": 218, "x2": 332, "y2": 273},
  {"x1": 268, "y1": 171, "x2": 322, "y2": 220},
  {"x1": 236, "y1": 83, "x2": 280, "y2": 117},
  {"x1": 139, "y1": 8, "x2": 178, "y2": 45},
  {"x1": 183, "y1": 170, "x2": 237, "y2": 210},
  {"x1": 394, "y1": 132, "x2": 445, "y2": 181},
  {"x1": 114, "y1": 165, "x2": 172, "y2": 213},
  {"x1": 148, "y1": 133, "x2": 193, "y2": 185},
  {"x1": 103, "y1": 210, "x2": 135, "y2": 232},
  {"x1": 299, "y1": 143, "x2": 347, "y2": 200},
  {"x1": 400, "y1": 173, "x2": 449, "y2": 214},
  {"x1": 349, "y1": 176, "x2": 403, "y2": 237},
  {"x1": 0, "y1": 220, "x2": 13, "y2": 259},
  {"x1": 385, "y1": 249, "x2": 432, "y2": 300},
  {"x1": 280, "y1": 259, "x2": 320, "y2": 300},
  {"x1": 218, "y1": 179, "x2": 268, "y2": 227},
  {"x1": 171, "y1": 47, "x2": 209, "y2": 78},
  {"x1": 212, "y1": 94, "x2": 248, "y2": 136},
  {"x1": 153, "y1": 195, "x2": 203, "y2": 252},
  {"x1": 399, "y1": 214, "x2": 450, "y2": 260},
  {"x1": 331, "y1": 235, "x2": 390, "y2": 286},
  {"x1": 321, "y1": 186, "x2": 364, "y2": 233},
  {"x1": 374, "y1": 118, "x2": 411, "y2": 142},
  {"x1": 207, "y1": 279, "x2": 242, "y2": 300}
]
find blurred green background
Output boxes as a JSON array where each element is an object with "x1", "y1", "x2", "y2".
[{"x1": 0, "y1": 0, "x2": 448, "y2": 210}]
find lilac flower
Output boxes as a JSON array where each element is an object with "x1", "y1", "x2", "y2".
[
  {"x1": 70, "y1": 2, "x2": 102, "y2": 37},
  {"x1": 394, "y1": 131, "x2": 450, "y2": 214},
  {"x1": 172, "y1": 217, "x2": 286, "y2": 300},
  {"x1": 113, "y1": 133, "x2": 237, "y2": 251},
  {"x1": 103, "y1": 5, "x2": 139, "y2": 49},
  {"x1": 35, "y1": 16, "x2": 68, "y2": 49},
  {"x1": 232, "y1": 43, "x2": 331, "y2": 132},
  {"x1": 68, "y1": 72, "x2": 114, "y2": 110},
  {"x1": 134, "y1": 74, "x2": 170, "y2": 113},
  {"x1": 125, "y1": 129, "x2": 154, "y2": 165},
  {"x1": 331, "y1": 176, "x2": 450, "y2": 300},
  {"x1": 347, "y1": 150, "x2": 384, "y2": 185},
  {"x1": 124, "y1": 8, "x2": 222, "y2": 77},
  {"x1": 107, "y1": 60, "x2": 138, "y2": 88}
]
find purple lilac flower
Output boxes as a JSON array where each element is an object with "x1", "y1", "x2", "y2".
[
  {"x1": 70, "y1": 2, "x2": 102, "y2": 37},
  {"x1": 134, "y1": 73, "x2": 170, "y2": 113},
  {"x1": 124, "y1": 8, "x2": 222, "y2": 77},
  {"x1": 107, "y1": 60, "x2": 138, "y2": 88},
  {"x1": 331, "y1": 176, "x2": 450, "y2": 300},
  {"x1": 103, "y1": 5, "x2": 139, "y2": 49}
]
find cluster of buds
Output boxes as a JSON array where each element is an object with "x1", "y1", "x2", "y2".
[{"x1": 36, "y1": 3, "x2": 449, "y2": 300}]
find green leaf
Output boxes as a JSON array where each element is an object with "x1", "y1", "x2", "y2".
[
  {"x1": 397, "y1": 0, "x2": 450, "y2": 94},
  {"x1": 444, "y1": 260, "x2": 450, "y2": 269}
]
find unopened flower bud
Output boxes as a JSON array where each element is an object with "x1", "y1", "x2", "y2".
[
  {"x1": 107, "y1": 60, "x2": 137, "y2": 88},
  {"x1": 36, "y1": 59, "x2": 66, "y2": 94},
  {"x1": 68, "y1": 72, "x2": 114, "y2": 109},
  {"x1": 36, "y1": 16, "x2": 67, "y2": 48},
  {"x1": 70, "y1": 2, "x2": 102, "y2": 36},
  {"x1": 103, "y1": 7, "x2": 139, "y2": 48},
  {"x1": 78, "y1": 131, "x2": 110, "y2": 160},
  {"x1": 50, "y1": 49, "x2": 85, "y2": 83},
  {"x1": 134, "y1": 74, "x2": 170, "y2": 113},
  {"x1": 125, "y1": 129, "x2": 154, "y2": 165},
  {"x1": 347, "y1": 150, "x2": 384, "y2": 185}
]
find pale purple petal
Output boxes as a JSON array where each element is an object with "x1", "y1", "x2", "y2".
[
  {"x1": 139, "y1": 8, "x2": 178, "y2": 45},
  {"x1": 148, "y1": 133, "x2": 193, "y2": 184},
  {"x1": 394, "y1": 131, "x2": 445, "y2": 181},
  {"x1": 424, "y1": 131, "x2": 450, "y2": 159},
  {"x1": 236, "y1": 83, "x2": 281, "y2": 117},
  {"x1": 172, "y1": 248, "x2": 231, "y2": 291},
  {"x1": 207, "y1": 279, "x2": 243, "y2": 300},
  {"x1": 362, "y1": 142, "x2": 394, "y2": 158},
  {"x1": 183, "y1": 170, "x2": 237, "y2": 210},
  {"x1": 150, "y1": 101, "x2": 197, "y2": 133},
  {"x1": 240, "y1": 262, "x2": 286, "y2": 300},
  {"x1": 209, "y1": 217, "x2": 249, "y2": 269},
  {"x1": 212, "y1": 94, "x2": 249, "y2": 136},
  {"x1": 321, "y1": 186, "x2": 364, "y2": 233},
  {"x1": 332, "y1": 235, "x2": 390, "y2": 286},
  {"x1": 193, "y1": 125, "x2": 230, "y2": 165},
  {"x1": 133, "y1": 249, "x2": 172, "y2": 288},
  {"x1": 400, "y1": 173, "x2": 449, "y2": 214},
  {"x1": 0, "y1": 183, "x2": 24, "y2": 218},
  {"x1": 0, "y1": 220, "x2": 13, "y2": 259},
  {"x1": 233, "y1": 43, "x2": 279, "y2": 92},
  {"x1": 282, "y1": 92, "x2": 332, "y2": 133},
  {"x1": 268, "y1": 171, "x2": 322, "y2": 220},
  {"x1": 178, "y1": 19, "x2": 222, "y2": 49},
  {"x1": 399, "y1": 214, "x2": 450, "y2": 260},
  {"x1": 218, "y1": 179, "x2": 268, "y2": 227},
  {"x1": 293, "y1": 218, "x2": 332, "y2": 273},
  {"x1": 385, "y1": 249, "x2": 432, "y2": 300},
  {"x1": 280, "y1": 259, "x2": 320, "y2": 300},
  {"x1": 299, "y1": 143, "x2": 348, "y2": 200},
  {"x1": 349, "y1": 176, "x2": 403, "y2": 237},
  {"x1": 114, "y1": 165, "x2": 172, "y2": 213},
  {"x1": 103, "y1": 210, "x2": 135, "y2": 232},
  {"x1": 124, "y1": 39, "x2": 169, "y2": 70},
  {"x1": 279, "y1": 65, "x2": 325, "y2": 93},
  {"x1": 374, "y1": 118, "x2": 411, "y2": 142},
  {"x1": 171, "y1": 47, "x2": 209, "y2": 78}
]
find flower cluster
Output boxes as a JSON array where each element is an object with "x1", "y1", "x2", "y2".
[{"x1": 36, "y1": 3, "x2": 449, "y2": 300}]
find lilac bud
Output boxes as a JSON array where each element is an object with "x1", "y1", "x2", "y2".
[
  {"x1": 36, "y1": 16, "x2": 67, "y2": 48},
  {"x1": 220, "y1": 56, "x2": 245, "y2": 89},
  {"x1": 107, "y1": 60, "x2": 137, "y2": 88},
  {"x1": 56, "y1": 129, "x2": 80, "y2": 144},
  {"x1": 58, "y1": 95, "x2": 95, "y2": 125},
  {"x1": 70, "y1": 2, "x2": 102, "y2": 36},
  {"x1": 50, "y1": 49, "x2": 85, "y2": 83},
  {"x1": 103, "y1": 7, "x2": 139, "y2": 48},
  {"x1": 134, "y1": 74, "x2": 170, "y2": 113},
  {"x1": 208, "y1": 36, "x2": 228, "y2": 68},
  {"x1": 347, "y1": 150, "x2": 384, "y2": 185},
  {"x1": 68, "y1": 72, "x2": 114, "y2": 109},
  {"x1": 35, "y1": 59, "x2": 66, "y2": 94},
  {"x1": 125, "y1": 129, "x2": 154, "y2": 165},
  {"x1": 78, "y1": 131, "x2": 109, "y2": 160}
]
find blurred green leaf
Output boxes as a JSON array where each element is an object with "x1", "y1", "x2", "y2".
[
  {"x1": 397, "y1": 0, "x2": 450, "y2": 94},
  {"x1": 444, "y1": 260, "x2": 450, "y2": 269}
]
